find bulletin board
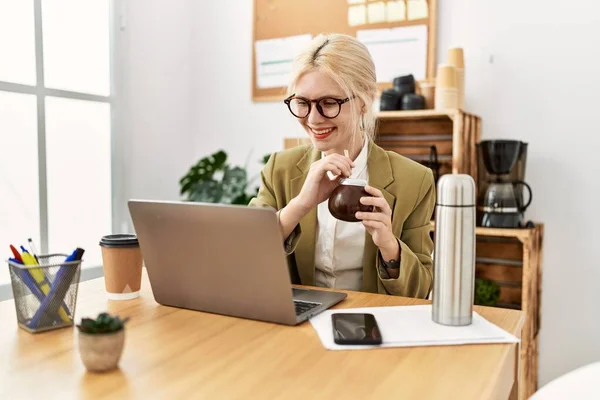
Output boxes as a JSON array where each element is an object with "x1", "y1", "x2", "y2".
[{"x1": 252, "y1": 0, "x2": 438, "y2": 102}]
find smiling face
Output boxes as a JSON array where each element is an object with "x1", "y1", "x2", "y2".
[{"x1": 292, "y1": 68, "x2": 363, "y2": 156}]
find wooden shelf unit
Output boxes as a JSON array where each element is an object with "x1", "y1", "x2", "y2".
[
  {"x1": 476, "y1": 224, "x2": 543, "y2": 400},
  {"x1": 375, "y1": 109, "x2": 481, "y2": 179}
]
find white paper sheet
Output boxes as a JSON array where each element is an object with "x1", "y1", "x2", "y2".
[
  {"x1": 348, "y1": 5, "x2": 367, "y2": 26},
  {"x1": 367, "y1": 1, "x2": 386, "y2": 24},
  {"x1": 347, "y1": 0, "x2": 366, "y2": 4},
  {"x1": 255, "y1": 34, "x2": 312, "y2": 89},
  {"x1": 387, "y1": 1, "x2": 406, "y2": 22},
  {"x1": 408, "y1": 0, "x2": 428, "y2": 20},
  {"x1": 357, "y1": 25, "x2": 428, "y2": 82},
  {"x1": 309, "y1": 305, "x2": 519, "y2": 350}
]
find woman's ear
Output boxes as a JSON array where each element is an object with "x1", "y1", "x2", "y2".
[
  {"x1": 360, "y1": 99, "x2": 367, "y2": 114},
  {"x1": 360, "y1": 93, "x2": 375, "y2": 114}
]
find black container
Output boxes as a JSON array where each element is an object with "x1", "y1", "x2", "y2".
[
  {"x1": 380, "y1": 89, "x2": 403, "y2": 111},
  {"x1": 479, "y1": 140, "x2": 522, "y2": 175},
  {"x1": 393, "y1": 74, "x2": 415, "y2": 94},
  {"x1": 401, "y1": 94, "x2": 425, "y2": 110}
]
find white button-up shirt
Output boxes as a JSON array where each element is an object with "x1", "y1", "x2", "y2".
[{"x1": 314, "y1": 140, "x2": 369, "y2": 291}]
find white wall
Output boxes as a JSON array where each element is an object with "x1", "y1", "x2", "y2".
[
  {"x1": 191, "y1": 1, "x2": 299, "y2": 180},
  {"x1": 112, "y1": 0, "x2": 197, "y2": 232},
  {"x1": 118, "y1": 0, "x2": 600, "y2": 386},
  {"x1": 436, "y1": 0, "x2": 600, "y2": 385}
]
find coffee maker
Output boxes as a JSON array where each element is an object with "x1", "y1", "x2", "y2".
[{"x1": 476, "y1": 140, "x2": 533, "y2": 228}]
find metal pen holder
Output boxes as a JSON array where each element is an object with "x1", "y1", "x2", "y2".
[{"x1": 7, "y1": 254, "x2": 82, "y2": 333}]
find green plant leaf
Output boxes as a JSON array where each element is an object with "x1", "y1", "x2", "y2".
[
  {"x1": 474, "y1": 278, "x2": 501, "y2": 307},
  {"x1": 221, "y1": 166, "x2": 248, "y2": 203},
  {"x1": 180, "y1": 150, "x2": 269, "y2": 205},
  {"x1": 189, "y1": 180, "x2": 224, "y2": 203},
  {"x1": 232, "y1": 193, "x2": 251, "y2": 205},
  {"x1": 180, "y1": 150, "x2": 228, "y2": 198},
  {"x1": 79, "y1": 318, "x2": 97, "y2": 334},
  {"x1": 76, "y1": 312, "x2": 129, "y2": 334}
]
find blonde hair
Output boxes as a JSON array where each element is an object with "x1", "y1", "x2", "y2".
[{"x1": 288, "y1": 33, "x2": 378, "y2": 149}]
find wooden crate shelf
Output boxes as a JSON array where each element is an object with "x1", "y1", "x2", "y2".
[
  {"x1": 375, "y1": 109, "x2": 481, "y2": 179},
  {"x1": 477, "y1": 224, "x2": 544, "y2": 400},
  {"x1": 432, "y1": 222, "x2": 544, "y2": 399}
]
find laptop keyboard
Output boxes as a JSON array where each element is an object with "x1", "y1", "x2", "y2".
[{"x1": 294, "y1": 300, "x2": 320, "y2": 316}]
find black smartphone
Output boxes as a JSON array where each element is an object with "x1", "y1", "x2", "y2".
[{"x1": 331, "y1": 313, "x2": 382, "y2": 345}]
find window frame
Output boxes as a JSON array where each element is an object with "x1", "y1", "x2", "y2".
[{"x1": 0, "y1": 0, "x2": 115, "y2": 257}]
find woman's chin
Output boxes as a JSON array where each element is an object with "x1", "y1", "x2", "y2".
[
  {"x1": 308, "y1": 133, "x2": 336, "y2": 150},
  {"x1": 310, "y1": 139, "x2": 333, "y2": 153}
]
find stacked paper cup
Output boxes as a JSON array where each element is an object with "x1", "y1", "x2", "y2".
[
  {"x1": 418, "y1": 81, "x2": 435, "y2": 109},
  {"x1": 447, "y1": 47, "x2": 465, "y2": 109},
  {"x1": 435, "y1": 64, "x2": 458, "y2": 110}
]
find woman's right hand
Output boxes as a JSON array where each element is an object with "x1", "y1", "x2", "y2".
[{"x1": 295, "y1": 154, "x2": 355, "y2": 211}]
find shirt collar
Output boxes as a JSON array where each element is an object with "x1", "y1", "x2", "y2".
[{"x1": 350, "y1": 139, "x2": 369, "y2": 178}]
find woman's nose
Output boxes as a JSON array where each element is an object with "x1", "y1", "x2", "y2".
[{"x1": 307, "y1": 104, "x2": 325, "y2": 124}]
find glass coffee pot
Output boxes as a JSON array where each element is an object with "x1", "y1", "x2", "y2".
[
  {"x1": 481, "y1": 180, "x2": 532, "y2": 228},
  {"x1": 478, "y1": 140, "x2": 534, "y2": 228}
]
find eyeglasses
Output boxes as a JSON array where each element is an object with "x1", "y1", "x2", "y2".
[{"x1": 284, "y1": 94, "x2": 353, "y2": 119}]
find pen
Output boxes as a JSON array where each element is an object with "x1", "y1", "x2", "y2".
[{"x1": 27, "y1": 238, "x2": 40, "y2": 263}]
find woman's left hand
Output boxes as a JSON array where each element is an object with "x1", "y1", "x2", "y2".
[{"x1": 355, "y1": 185, "x2": 397, "y2": 252}]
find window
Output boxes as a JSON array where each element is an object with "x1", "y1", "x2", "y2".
[
  {"x1": 0, "y1": 0, "x2": 111, "y2": 284},
  {"x1": 0, "y1": 0, "x2": 36, "y2": 85}
]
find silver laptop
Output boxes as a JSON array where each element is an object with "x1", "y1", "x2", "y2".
[{"x1": 128, "y1": 200, "x2": 347, "y2": 325}]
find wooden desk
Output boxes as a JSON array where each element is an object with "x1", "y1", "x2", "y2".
[{"x1": 0, "y1": 272, "x2": 523, "y2": 399}]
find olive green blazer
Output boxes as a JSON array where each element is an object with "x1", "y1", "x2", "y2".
[{"x1": 249, "y1": 141, "x2": 435, "y2": 298}]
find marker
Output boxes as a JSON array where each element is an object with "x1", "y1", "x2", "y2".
[
  {"x1": 9, "y1": 245, "x2": 23, "y2": 264},
  {"x1": 65, "y1": 247, "x2": 85, "y2": 262},
  {"x1": 20, "y1": 248, "x2": 38, "y2": 267}
]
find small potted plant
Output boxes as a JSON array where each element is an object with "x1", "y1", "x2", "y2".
[
  {"x1": 474, "y1": 278, "x2": 501, "y2": 307},
  {"x1": 77, "y1": 312, "x2": 129, "y2": 372}
]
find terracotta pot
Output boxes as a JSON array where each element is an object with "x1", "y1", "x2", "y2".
[{"x1": 78, "y1": 329, "x2": 125, "y2": 372}]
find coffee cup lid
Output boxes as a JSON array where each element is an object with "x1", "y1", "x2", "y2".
[{"x1": 99, "y1": 234, "x2": 139, "y2": 248}]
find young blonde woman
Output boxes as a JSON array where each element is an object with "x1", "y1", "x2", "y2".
[{"x1": 249, "y1": 34, "x2": 435, "y2": 298}]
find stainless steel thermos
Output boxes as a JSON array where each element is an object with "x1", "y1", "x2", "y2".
[{"x1": 432, "y1": 174, "x2": 476, "y2": 326}]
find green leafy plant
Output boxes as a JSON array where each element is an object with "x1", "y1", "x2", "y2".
[
  {"x1": 179, "y1": 150, "x2": 270, "y2": 205},
  {"x1": 474, "y1": 278, "x2": 501, "y2": 307},
  {"x1": 77, "y1": 313, "x2": 129, "y2": 334}
]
